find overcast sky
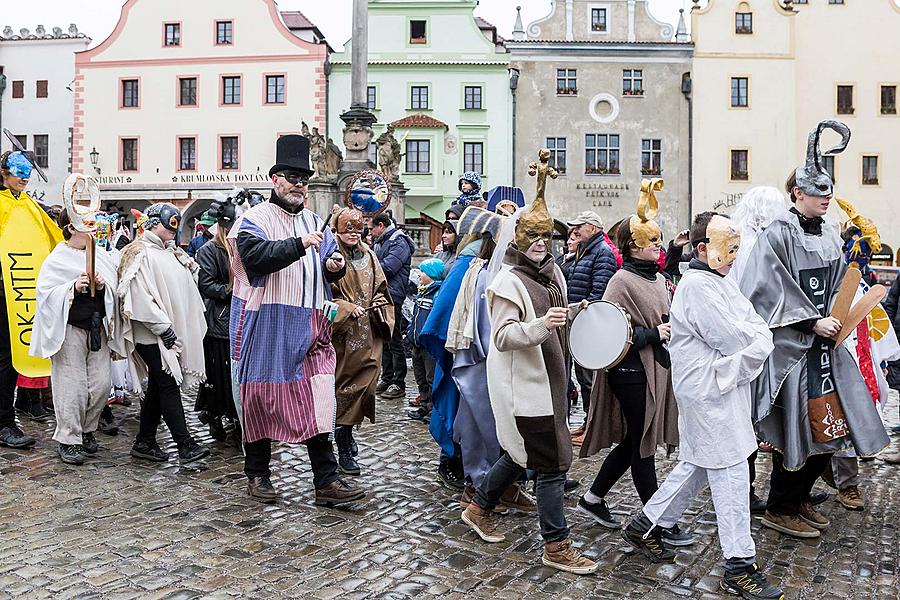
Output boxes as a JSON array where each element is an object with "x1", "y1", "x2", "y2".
[{"x1": 1, "y1": 0, "x2": 691, "y2": 49}]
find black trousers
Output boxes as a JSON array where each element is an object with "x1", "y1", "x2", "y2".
[
  {"x1": 136, "y1": 343, "x2": 191, "y2": 447},
  {"x1": 589, "y1": 370, "x2": 658, "y2": 504},
  {"x1": 766, "y1": 451, "x2": 833, "y2": 515},
  {"x1": 244, "y1": 433, "x2": 339, "y2": 490},
  {"x1": 0, "y1": 299, "x2": 18, "y2": 429},
  {"x1": 748, "y1": 450, "x2": 758, "y2": 494},
  {"x1": 380, "y1": 303, "x2": 407, "y2": 387},
  {"x1": 411, "y1": 343, "x2": 435, "y2": 410},
  {"x1": 574, "y1": 365, "x2": 594, "y2": 417}
]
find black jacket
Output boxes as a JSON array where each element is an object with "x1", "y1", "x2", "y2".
[
  {"x1": 196, "y1": 240, "x2": 231, "y2": 339},
  {"x1": 374, "y1": 224, "x2": 415, "y2": 303},
  {"x1": 566, "y1": 232, "x2": 617, "y2": 303}
]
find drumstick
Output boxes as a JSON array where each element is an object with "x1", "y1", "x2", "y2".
[{"x1": 365, "y1": 302, "x2": 390, "y2": 313}]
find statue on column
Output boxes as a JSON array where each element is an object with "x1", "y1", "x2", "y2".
[
  {"x1": 302, "y1": 121, "x2": 329, "y2": 182},
  {"x1": 376, "y1": 124, "x2": 402, "y2": 182},
  {"x1": 324, "y1": 138, "x2": 344, "y2": 182}
]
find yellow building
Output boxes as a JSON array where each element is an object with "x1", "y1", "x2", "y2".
[{"x1": 691, "y1": 0, "x2": 900, "y2": 249}]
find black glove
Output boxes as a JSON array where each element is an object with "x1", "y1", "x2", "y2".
[{"x1": 160, "y1": 327, "x2": 178, "y2": 350}]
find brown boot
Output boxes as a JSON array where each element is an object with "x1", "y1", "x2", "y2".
[
  {"x1": 314, "y1": 479, "x2": 366, "y2": 507},
  {"x1": 542, "y1": 539, "x2": 598, "y2": 575},
  {"x1": 460, "y1": 486, "x2": 508, "y2": 514},
  {"x1": 247, "y1": 476, "x2": 278, "y2": 504},
  {"x1": 500, "y1": 483, "x2": 537, "y2": 513},
  {"x1": 837, "y1": 485, "x2": 864, "y2": 511},
  {"x1": 461, "y1": 503, "x2": 505, "y2": 543},
  {"x1": 798, "y1": 501, "x2": 829, "y2": 529},
  {"x1": 760, "y1": 510, "x2": 820, "y2": 538}
]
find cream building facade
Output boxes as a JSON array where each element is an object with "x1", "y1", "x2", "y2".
[
  {"x1": 691, "y1": 0, "x2": 900, "y2": 248},
  {"x1": 507, "y1": 0, "x2": 692, "y2": 233},
  {"x1": 73, "y1": 0, "x2": 327, "y2": 236},
  {"x1": 0, "y1": 25, "x2": 91, "y2": 204}
]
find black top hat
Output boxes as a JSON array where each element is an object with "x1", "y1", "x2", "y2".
[{"x1": 269, "y1": 135, "x2": 314, "y2": 177}]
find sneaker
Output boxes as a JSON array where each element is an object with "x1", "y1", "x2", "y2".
[
  {"x1": 661, "y1": 523, "x2": 695, "y2": 547},
  {"x1": 409, "y1": 394, "x2": 422, "y2": 407},
  {"x1": 247, "y1": 476, "x2": 279, "y2": 504},
  {"x1": 564, "y1": 478, "x2": 581, "y2": 492},
  {"x1": 459, "y1": 486, "x2": 508, "y2": 514},
  {"x1": 837, "y1": 486, "x2": 864, "y2": 511},
  {"x1": 376, "y1": 380, "x2": 390, "y2": 394},
  {"x1": 542, "y1": 538, "x2": 598, "y2": 575},
  {"x1": 721, "y1": 563, "x2": 785, "y2": 600},
  {"x1": 750, "y1": 491, "x2": 767, "y2": 515},
  {"x1": 17, "y1": 400, "x2": 50, "y2": 423},
  {"x1": 81, "y1": 432, "x2": 99, "y2": 455},
  {"x1": 178, "y1": 440, "x2": 211, "y2": 463},
  {"x1": 461, "y1": 503, "x2": 505, "y2": 543},
  {"x1": 622, "y1": 521, "x2": 675, "y2": 563},
  {"x1": 57, "y1": 443, "x2": 85, "y2": 465},
  {"x1": 577, "y1": 496, "x2": 621, "y2": 529},
  {"x1": 500, "y1": 484, "x2": 537, "y2": 513},
  {"x1": 437, "y1": 463, "x2": 465, "y2": 491},
  {"x1": 798, "y1": 501, "x2": 829, "y2": 529},
  {"x1": 314, "y1": 478, "x2": 366, "y2": 506},
  {"x1": 130, "y1": 440, "x2": 169, "y2": 462},
  {"x1": 0, "y1": 425, "x2": 36, "y2": 449},
  {"x1": 407, "y1": 407, "x2": 430, "y2": 422},
  {"x1": 760, "y1": 511, "x2": 820, "y2": 539},
  {"x1": 97, "y1": 407, "x2": 119, "y2": 436},
  {"x1": 380, "y1": 384, "x2": 404, "y2": 399}
]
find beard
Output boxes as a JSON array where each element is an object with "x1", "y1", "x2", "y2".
[{"x1": 277, "y1": 188, "x2": 305, "y2": 210}]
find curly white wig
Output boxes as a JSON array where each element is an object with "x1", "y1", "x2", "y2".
[{"x1": 731, "y1": 186, "x2": 789, "y2": 235}]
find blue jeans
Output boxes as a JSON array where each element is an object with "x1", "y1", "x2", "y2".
[{"x1": 474, "y1": 453, "x2": 570, "y2": 543}]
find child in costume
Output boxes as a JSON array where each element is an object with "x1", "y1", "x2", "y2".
[{"x1": 622, "y1": 212, "x2": 783, "y2": 600}]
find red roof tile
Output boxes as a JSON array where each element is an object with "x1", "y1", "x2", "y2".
[
  {"x1": 391, "y1": 114, "x2": 449, "y2": 129},
  {"x1": 280, "y1": 11, "x2": 314, "y2": 30}
]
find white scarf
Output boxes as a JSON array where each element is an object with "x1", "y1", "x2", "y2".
[
  {"x1": 30, "y1": 242, "x2": 124, "y2": 359},
  {"x1": 118, "y1": 231, "x2": 207, "y2": 392}
]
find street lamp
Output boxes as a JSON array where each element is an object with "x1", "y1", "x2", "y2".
[{"x1": 89, "y1": 146, "x2": 100, "y2": 175}]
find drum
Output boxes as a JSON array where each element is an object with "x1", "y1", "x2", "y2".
[{"x1": 569, "y1": 301, "x2": 633, "y2": 370}]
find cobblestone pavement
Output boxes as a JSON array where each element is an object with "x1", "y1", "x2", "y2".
[{"x1": 2, "y1": 373, "x2": 900, "y2": 600}]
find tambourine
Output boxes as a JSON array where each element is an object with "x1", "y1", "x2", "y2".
[{"x1": 568, "y1": 301, "x2": 633, "y2": 370}]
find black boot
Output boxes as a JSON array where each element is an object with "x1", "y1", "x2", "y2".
[
  {"x1": 198, "y1": 411, "x2": 227, "y2": 442},
  {"x1": 721, "y1": 560, "x2": 785, "y2": 600},
  {"x1": 335, "y1": 426, "x2": 360, "y2": 475},
  {"x1": 349, "y1": 427, "x2": 359, "y2": 457}
]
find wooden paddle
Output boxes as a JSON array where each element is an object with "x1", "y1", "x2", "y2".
[
  {"x1": 834, "y1": 284, "x2": 887, "y2": 346},
  {"x1": 829, "y1": 267, "x2": 861, "y2": 323}
]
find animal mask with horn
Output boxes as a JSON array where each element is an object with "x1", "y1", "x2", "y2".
[
  {"x1": 629, "y1": 178, "x2": 664, "y2": 248},
  {"x1": 795, "y1": 120, "x2": 851, "y2": 197},
  {"x1": 515, "y1": 149, "x2": 557, "y2": 251}
]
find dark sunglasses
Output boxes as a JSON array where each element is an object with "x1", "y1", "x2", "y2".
[{"x1": 275, "y1": 172, "x2": 309, "y2": 186}]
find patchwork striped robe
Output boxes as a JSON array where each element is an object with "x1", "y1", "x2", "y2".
[{"x1": 228, "y1": 201, "x2": 339, "y2": 443}]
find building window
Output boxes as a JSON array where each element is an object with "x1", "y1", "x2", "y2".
[
  {"x1": 164, "y1": 23, "x2": 180, "y2": 46},
  {"x1": 121, "y1": 138, "x2": 138, "y2": 172},
  {"x1": 591, "y1": 8, "x2": 607, "y2": 32},
  {"x1": 556, "y1": 69, "x2": 577, "y2": 95},
  {"x1": 464, "y1": 86, "x2": 482, "y2": 109},
  {"x1": 837, "y1": 85, "x2": 854, "y2": 115},
  {"x1": 641, "y1": 139, "x2": 662, "y2": 176},
  {"x1": 410, "y1": 86, "x2": 429, "y2": 109},
  {"x1": 731, "y1": 149, "x2": 749, "y2": 181},
  {"x1": 122, "y1": 79, "x2": 139, "y2": 108},
  {"x1": 794, "y1": 0, "x2": 807, "y2": 3},
  {"x1": 179, "y1": 77, "x2": 197, "y2": 106},
  {"x1": 623, "y1": 69, "x2": 643, "y2": 96},
  {"x1": 463, "y1": 142, "x2": 483, "y2": 174},
  {"x1": 367, "y1": 86, "x2": 377, "y2": 110},
  {"x1": 731, "y1": 77, "x2": 748, "y2": 107},
  {"x1": 862, "y1": 156, "x2": 879, "y2": 185},
  {"x1": 222, "y1": 76, "x2": 241, "y2": 105},
  {"x1": 829, "y1": 0, "x2": 844, "y2": 4},
  {"x1": 546, "y1": 137, "x2": 566, "y2": 174},
  {"x1": 33, "y1": 135, "x2": 48, "y2": 168},
  {"x1": 11, "y1": 80, "x2": 23, "y2": 99},
  {"x1": 220, "y1": 136, "x2": 239, "y2": 170},
  {"x1": 178, "y1": 137, "x2": 196, "y2": 171},
  {"x1": 881, "y1": 85, "x2": 897, "y2": 115},
  {"x1": 585, "y1": 134, "x2": 620, "y2": 175},
  {"x1": 822, "y1": 155, "x2": 836, "y2": 184},
  {"x1": 266, "y1": 75, "x2": 285, "y2": 104},
  {"x1": 36, "y1": 80, "x2": 48, "y2": 98},
  {"x1": 410, "y1": 20, "x2": 427, "y2": 44},
  {"x1": 735, "y1": 12, "x2": 752, "y2": 34},
  {"x1": 405, "y1": 140, "x2": 430, "y2": 173},
  {"x1": 216, "y1": 20, "x2": 233, "y2": 45}
]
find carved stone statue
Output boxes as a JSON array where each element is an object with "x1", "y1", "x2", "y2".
[
  {"x1": 376, "y1": 124, "x2": 402, "y2": 182},
  {"x1": 342, "y1": 120, "x2": 373, "y2": 153},
  {"x1": 323, "y1": 138, "x2": 343, "y2": 182},
  {"x1": 302, "y1": 121, "x2": 328, "y2": 182}
]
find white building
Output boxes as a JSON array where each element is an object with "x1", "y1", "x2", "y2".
[
  {"x1": 73, "y1": 0, "x2": 328, "y2": 236},
  {"x1": 0, "y1": 24, "x2": 91, "y2": 204}
]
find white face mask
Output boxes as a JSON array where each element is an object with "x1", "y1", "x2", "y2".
[{"x1": 525, "y1": 239, "x2": 547, "y2": 262}]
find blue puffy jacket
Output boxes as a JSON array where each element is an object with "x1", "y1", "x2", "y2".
[
  {"x1": 374, "y1": 224, "x2": 416, "y2": 303},
  {"x1": 566, "y1": 232, "x2": 617, "y2": 303}
]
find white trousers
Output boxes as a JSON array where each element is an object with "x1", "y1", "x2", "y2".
[
  {"x1": 51, "y1": 326, "x2": 111, "y2": 445},
  {"x1": 643, "y1": 460, "x2": 755, "y2": 560}
]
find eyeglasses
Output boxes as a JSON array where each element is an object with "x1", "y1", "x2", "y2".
[{"x1": 275, "y1": 172, "x2": 309, "y2": 186}]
